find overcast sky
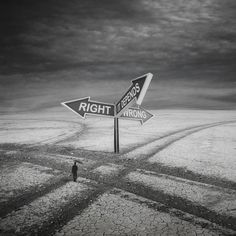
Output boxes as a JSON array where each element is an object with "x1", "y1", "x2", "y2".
[{"x1": 0, "y1": 0, "x2": 235, "y2": 113}]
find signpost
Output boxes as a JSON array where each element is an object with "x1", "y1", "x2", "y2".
[
  {"x1": 120, "y1": 106, "x2": 153, "y2": 124},
  {"x1": 62, "y1": 73, "x2": 154, "y2": 153}
]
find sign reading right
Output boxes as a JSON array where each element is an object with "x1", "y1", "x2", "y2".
[{"x1": 115, "y1": 73, "x2": 153, "y2": 116}]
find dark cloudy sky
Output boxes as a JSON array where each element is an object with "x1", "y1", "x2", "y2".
[{"x1": 0, "y1": 0, "x2": 236, "y2": 113}]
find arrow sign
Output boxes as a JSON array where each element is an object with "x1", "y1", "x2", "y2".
[
  {"x1": 120, "y1": 107, "x2": 153, "y2": 124},
  {"x1": 115, "y1": 73, "x2": 153, "y2": 116},
  {"x1": 61, "y1": 97, "x2": 115, "y2": 118}
]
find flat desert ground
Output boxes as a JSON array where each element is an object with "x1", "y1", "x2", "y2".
[{"x1": 0, "y1": 108, "x2": 236, "y2": 235}]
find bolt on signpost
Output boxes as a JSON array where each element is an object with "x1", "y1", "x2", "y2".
[{"x1": 62, "y1": 73, "x2": 154, "y2": 153}]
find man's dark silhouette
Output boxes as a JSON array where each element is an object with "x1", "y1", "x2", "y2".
[{"x1": 72, "y1": 161, "x2": 78, "y2": 182}]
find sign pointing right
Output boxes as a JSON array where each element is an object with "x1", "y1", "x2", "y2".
[
  {"x1": 115, "y1": 73, "x2": 153, "y2": 116},
  {"x1": 120, "y1": 106, "x2": 153, "y2": 124}
]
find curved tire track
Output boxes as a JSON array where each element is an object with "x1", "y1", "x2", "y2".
[
  {"x1": 1, "y1": 120, "x2": 236, "y2": 234},
  {"x1": 123, "y1": 120, "x2": 236, "y2": 161},
  {"x1": 0, "y1": 118, "x2": 87, "y2": 146}
]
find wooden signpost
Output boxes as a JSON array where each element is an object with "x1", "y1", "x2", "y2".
[{"x1": 62, "y1": 73, "x2": 153, "y2": 153}]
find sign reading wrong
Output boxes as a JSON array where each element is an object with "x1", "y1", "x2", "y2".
[{"x1": 120, "y1": 107, "x2": 153, "y2": 124}]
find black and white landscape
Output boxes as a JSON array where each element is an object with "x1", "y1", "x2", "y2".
[{"x1": 0, "y1": 0, "x2": 236, "y2": 235}]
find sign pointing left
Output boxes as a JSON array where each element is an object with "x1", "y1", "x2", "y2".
[{"x1": 62, "y1": 97, "x2": 115, "y2": 118}]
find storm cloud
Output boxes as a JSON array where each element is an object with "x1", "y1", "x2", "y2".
[{"x1": 0, "y1": 0, "x2": 235, "y2": 112}]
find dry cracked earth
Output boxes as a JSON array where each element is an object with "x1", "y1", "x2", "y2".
[{"x1": 0, "y1": 120, "x2": 236, "y2": 236}]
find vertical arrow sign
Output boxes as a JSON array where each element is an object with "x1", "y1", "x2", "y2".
[{"x1": 115, "y1": 73, "x2": 153, "y2": 116}]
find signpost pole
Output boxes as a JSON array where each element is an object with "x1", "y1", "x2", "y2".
[
  {"x1": 114, "y1": 117, "x2": 117, "y2": 153},
  {"x1": 116, "y1": 117, "x2": 119, "y2": 153},
  {"x1": 114, "y1": 117, "x2": 120, "y2": 153}
]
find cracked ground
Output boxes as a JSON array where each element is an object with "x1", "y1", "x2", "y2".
[{"x1": 0, "y1": 111, "x2": 236, "y2": 235}]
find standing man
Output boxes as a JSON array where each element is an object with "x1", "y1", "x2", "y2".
[{"x1": 72, "y1": 161, "x2": 78, "y2": 182}]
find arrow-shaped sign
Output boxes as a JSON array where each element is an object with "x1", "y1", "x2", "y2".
[
  {"x1": 115, "y1": 73, "x2": 153, "y2": 116},
  {"x1": 120, "y1": 106, "x2": 153, "y2": 124},
  {"x1": 62, "y1": 97, "x2": 115, "y2": 118}
]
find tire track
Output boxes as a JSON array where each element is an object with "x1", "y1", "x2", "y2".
[
  {"x1": 0, "y1": 118, "x2": 81, "y2": 125},
  {"x1": 1, "y1": 119, "x2": 236, "y2": 234},
  {"x1": 0, "y1": 176, "x2": 69, "y2": 218},
  {"x1": 123, "y1": 120, "x2": 236, "y2": 161},
  {"x1": 115, "y1": 120, "x2": 236, "y2": 190},
  {"x1": 0, "y1": 118, "x2": 87, "y2": 146},
  {"x1": 120, "y1": 175, "x2": 236, "y2": 231},
  {"x1": 0, "y1": 182, "x2": 98, "y2": 236}
]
